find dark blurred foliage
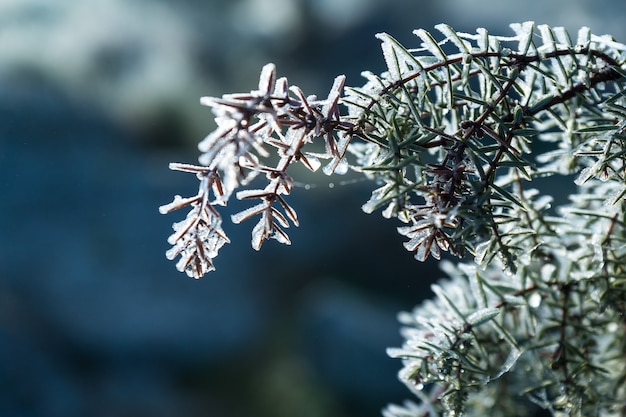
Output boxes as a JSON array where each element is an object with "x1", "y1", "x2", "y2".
[{"x1": 1, "y1": 1, "x2": 624, "y2": 416}]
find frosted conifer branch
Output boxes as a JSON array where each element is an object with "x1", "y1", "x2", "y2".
[{"x1": 161, "y1": 22, "x2": 626, "y2": 416}]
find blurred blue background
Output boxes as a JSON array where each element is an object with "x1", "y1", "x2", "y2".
[{"x1": 1, "y1": 1, "x2": 625, "y2": 416}]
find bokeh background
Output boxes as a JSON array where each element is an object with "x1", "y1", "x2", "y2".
[{"x1": 2, "y1": 1, "x2": 625, "y2": 416}]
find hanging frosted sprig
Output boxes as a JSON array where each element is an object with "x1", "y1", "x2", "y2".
[
  {"x1": 161, "y1": 63, "x2": 356, "y2": 276},
  {"x1": 159, "y1": 164, "x2": 229, "y2": 278}
]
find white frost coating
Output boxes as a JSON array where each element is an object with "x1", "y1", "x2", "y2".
[
  {"x1": 385, "y1": 347, "x2": 412, "y2": 359},
  {"x1": 469, "y1": 272, "x2": 488, "y2": 310},
  {"x1": 159, "y1": 194, "x2": 198, "y2": 214},
  {"x1": 538, "y1": 25, "x2": 557, "y2": 52},
  {"x1": 258, "y1": 63, "x2": 276, "y2": 96},
  {"x1": 376, "y1": 32, "x2": 421, "y2": 80},
  {"x1": 431, "y1": 283, "x2": 462, "y2": 314},
  {"x1": 553, "y1": 26, "x2": 572, "y2": 47},
  {"x1": 604, "y1": 185, "x2": 626, "y2": 206},
  {"x1": 477, "y1": 27, "x2": 489, "y2": 52},
  {"x1": 323, "y1": 132, "x2": 351, "y2": 175},
  {"x1": 430, "y1": 284, "x2": 447, "y2": 309},
  {"x1": 381, "y1": 200, "x2": 399, "y2": 220},
  {"x1": 197, "y1": 119, "x2": 237, "y2": 153},
  {"x1": 456, "y1": 262, "x2": 476, "y2": 277},
  {"x1": 251, "y1": 216, "x2": 267, "y2": 250},
  {"x1": 324, "y1": 157, "x2": 349, "y2": 176},
  {"x1": 399, "y1": 226, "x2": 426, "y2": 249},
  {"x1": 272, "y1": 226, "x2": 291, "y2": 245},
  {"x1": 577, "y1": 26, "x2": 591, "y2": 49},
  {"x1": 591, "y1": 232, "x2": 606, "y2": 264},
  {"x1": 300, "y1": 153, "x2": 321, "y2": 172},
  {"x1": 362, "y1": 183, "x2": 392, "y2": 214},
  {"x1": 537, "y1": 25, "x2": 570, "y2": 87},
  {"x1": 510, "y1": 21, "x2": 535, "y2": 54},
  {"x1": 414, "y1": 239, "x2": 430, "y2": 262},
  {"x1": 277, "y1": 197, "x2": 298, "y2": 225},
  {"x1": 199, "y1": 96, "x2": 220, "y2": 108},
  {"x1": 377, "y1": 32, "x2": 402, "y2": 80},
  {"x1": 473, "y1": 240, "x2": 492, "y2": 265},
  {"x1": 491, "y1": 347, "x2": 522, "y2": 381},
  {"x1": 502, "y1": 294, "x2": 525, "y2": 306},
  {"x1": 273, "y1": 76, "x2": 289, "y2": 100},
  {"x1": 236, "y1": 188, "x2": 271, "y2": 200},
  {"x1": 322, "y1": 74, "x2": 346, "y2": 117},
  {"x1": 271, "y1": 207, "x2": 290, "y2": 228},
  {"x1": 231, "y1": 202, "x2": 267, "y2": 224},
  {"x1": 435, "y1": 23, "x2": 471, "y2": 53},
  {"x1": 165, "y1": 210, "x2": 230, "y2": 278},
  {"x1": 467, "y1": 307, "x2": 499, "y2": 327},
  {"x1": 167, "y1": 214, "x2": 196, "y2": 245},
  {"x1": 413, "y1": 28, "x2": 446, "y2": 61},
  {"x1": 383, "y1": 400, "x2": 433, "y2": 417},
  {"x1": 574, "y1": 166, "x2": 594, "y2": 185},
  {"x1": 165, "y1": 242, "x2": 183, "y2": 261},
  {"x1": 342, "y1": 71, "x2": 384, "y2": 118},
  {"x1": 590, "y1": 34, "x2": 626, "y2": 52}
]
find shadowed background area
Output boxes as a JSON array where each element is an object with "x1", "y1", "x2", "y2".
[{"x1": 1, "y1": 1, "x2": 625, "y2": 416}]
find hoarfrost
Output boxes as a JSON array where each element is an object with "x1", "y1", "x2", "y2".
[
  {"x1": 376, "y1": 32, "x2": 421, "y2": 80},
  {"x1": 231, "y1": 202, "x2": 267, "y2": 224},
  {"x1": 236, "y1": 188, "x2": 272, "y2": 200},
  {"x1": 300, "y1": 153, "x2": 321, "y2": 172},
  {"x1": 322, "y1": 74, "x2": 346, "y2": 118},
  {"x1": 159, "y1": 194, "x2": 199, "y2": 215},
  {"x1": 323, "y1": 132, "x2": 351, "y2": 175},
  {"x1": 257, "y1": 63, "x2": 276, "y2": 97},
  {"x1": 574, "y1": 166, "x2": 594, "y2": 185},
  {"x1": 604, "y1": 186, "x2": 626, "y2": 206},
  {"x1": 251, "y1": 216, "x2": 267, "y2": 250},
  {"x1": 324, "y1": 157, "x2": 349, "y2": 176},
  {"x1": 576, "y1": 26, "x2": 591, "y2": 50},
  {"x1": 415, "y1": 240, "x2": 432, "y2": 261},
  {"x1": 466, "y1": 308, "x2": 499, "y2": 327},
  {"x1": 167, "y1": 213, "x2": 198, "y2": 245},
  {"x1": 413, "y1": 29, "x2": 446, "y2": 61},
  {"x1": 490, "y1": 347, "x2": 522, "y2": 381},
  {"x1": 474, "y1": 240, "x2": 493, "y2": 265},
  {"x1": 510, "y1": 21, "x2": 535, "y2": 55},
  {"x1": 362, "y1": 183, "x2": 393, "y2": 214}
]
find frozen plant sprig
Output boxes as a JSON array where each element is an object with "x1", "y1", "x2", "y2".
[
  {"x1": 160, "y1": 63, "x2": 353, "y2": 277},
  {"x1": 162, "y1": 21, "x2": 626, "y2": 416},
  {"x1": 159, "y1": 164, "x2": 230, "y2": 277}
]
